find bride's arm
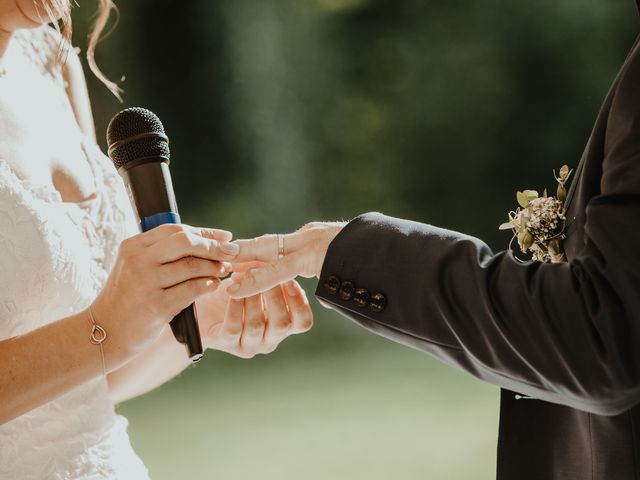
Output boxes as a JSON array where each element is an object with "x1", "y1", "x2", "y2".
[
  {"x1": 1, "y1": 303, "x2": 190, "y2": 423},
  {"x1": 0, "y1": 225, "x2": 229, "y2": 425},
  {"x1": 106, "y1": 325, "x2": 192, "y2": 405},
  {"x1": 0, "y1": 310, "x2": 122, "y2": 425}
]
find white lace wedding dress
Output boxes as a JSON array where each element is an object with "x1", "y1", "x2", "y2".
[{"x1": 0, "y1": 27, "x2": 150, "y2": 479}]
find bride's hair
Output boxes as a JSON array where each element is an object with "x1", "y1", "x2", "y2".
[{"x1": 45, "y1": 0, "x2": 122, "y2": 100}]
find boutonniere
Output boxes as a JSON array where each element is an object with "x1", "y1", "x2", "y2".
[{"x1": 499, "y1": 165, "x2": 573, "y2": 263}]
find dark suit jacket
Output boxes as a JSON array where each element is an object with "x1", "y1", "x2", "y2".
[{"x1": 315, "y1": 14, "x2": 640, "y2": 480}]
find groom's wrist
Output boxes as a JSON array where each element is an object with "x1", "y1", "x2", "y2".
[
  {"x1": 315, "y1": 213, "x2": 388, "y2": 315},
  {"x1": 313, "y1": 222, "x2": 348, "y2": 278}
]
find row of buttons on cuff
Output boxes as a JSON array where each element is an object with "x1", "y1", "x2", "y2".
[{"x1": 323, "y1": 275, "x2": 387, "y2": 313}]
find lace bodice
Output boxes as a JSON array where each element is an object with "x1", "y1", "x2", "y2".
[{"x1": 0, "y1": 27, "x2": 149, "y2": 479}]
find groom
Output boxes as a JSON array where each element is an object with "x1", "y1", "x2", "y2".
[{"x1": 226, "y1": 2, "x2": 640, "y2": 479}]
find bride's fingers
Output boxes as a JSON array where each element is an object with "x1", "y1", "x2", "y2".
[
  {"x1": 240, "y1": 295, "x2": 266, "y2": 353},
  {"x1": 284, "y1": 281, "x2": 314, "y2": 334},
  {"x1": 197, "y1": 227, "x2": 233, "y2": 244},
  {"x1": 162, "y1": 277, "x2": 221, "y2": 317},
  {"x1": 138, "y1": 224, "x2": 232, "y2": 247},
  {"x1": 150, "y1": 230, "x2": 239, "y2": 264},
  {"x1": 159, "y1": 258, "x2": 229, "y2": 288},
  {"x1": 227, "y1": 256, "x2": 300, "y2": 298},
  {"x1": 262, "y1": 285, "x2": 292, "y2": 348}
]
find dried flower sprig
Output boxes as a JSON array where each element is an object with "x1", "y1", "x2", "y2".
[{"x1": 499, "y1": 165, "x2": 573, "y2": 263}]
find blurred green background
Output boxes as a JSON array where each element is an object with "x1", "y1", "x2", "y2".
[{"x1": 71, "y1": 0, "x2": 637, "y2": 478}]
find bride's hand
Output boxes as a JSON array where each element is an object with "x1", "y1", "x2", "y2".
[
  {"x1": 196, "y1": 268, "x2": 313, "y2": 358},
  {"x1": 226, "y1": 222, "x2": 346, "y2": 299},
  {"x1": 91, "y1": 224, "x2": 238, "y2": 371}
]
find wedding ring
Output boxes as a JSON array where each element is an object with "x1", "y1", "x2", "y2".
[{"x1": 277, "y1": 234, "x2": 285, "y2": 259}]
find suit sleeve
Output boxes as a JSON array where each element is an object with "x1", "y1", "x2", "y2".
[
  {"x1": 315, "y1": 89, "x2": 640, "y2": 417},
  {"x1": 316, "y1": 201, "x2": 640, "y2": 416}
]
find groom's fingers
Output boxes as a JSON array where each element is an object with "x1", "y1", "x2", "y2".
[
  {"x1": 233, "y1": 235, "x2": 279, "y2": 262},
  {"x1": 284, "y1": 281, "x2": 314, "y2": 334},
  {"x1": 231, "y1": 261, "x2": 268, "y2": 273},
  {"x1": 218, "y1": 298, "x2": 244, "y2": 347},
  {"x1": 226, "y1": 255, "x2": 299, "y2": 298},
  {"x1": 262, "y1": 285, "x2": 292, "y2": 348},
  {"x1": 233, "y1": 232, "x2": 302, "y2": 263},
  {"x1": 240, "y1": 295, "x2": 266, "y2": 353}
]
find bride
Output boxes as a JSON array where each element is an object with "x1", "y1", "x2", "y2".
[{"x1": 0, "y1": 1, "x2": 314, "y2": 479}]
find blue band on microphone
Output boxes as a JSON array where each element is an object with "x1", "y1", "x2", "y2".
[{"x1": 140, "y1": 212, "x2": 181, "y2": 232}]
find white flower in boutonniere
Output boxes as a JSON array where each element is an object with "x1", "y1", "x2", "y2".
[{"x1": 499, "y1": 165, "x2": 573, "y2": 263}]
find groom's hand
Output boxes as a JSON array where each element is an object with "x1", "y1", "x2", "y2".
[
  {"x1": 197, "y1": 272, "x2": 313, "y2": 359},
  {"x1": 227, "y1": 222, "x2": 346, "y2": 298}
]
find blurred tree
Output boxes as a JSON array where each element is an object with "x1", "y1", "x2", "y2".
[
  {"x1": 75, "y1": 0, "x2": 637, "y2": 247},
  {"x1": 72, "y1": 0, "x2": 637, "y2": 340}
]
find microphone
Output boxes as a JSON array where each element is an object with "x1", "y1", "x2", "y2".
[{"x1": 106, "y1": 107, "x2": 204, "y2": 363}]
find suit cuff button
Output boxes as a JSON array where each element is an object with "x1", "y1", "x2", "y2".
[
  {"x1": 353, "y1": 288, "x2": 370, "y2": 308},
  {"x1": 339, "y1": 281, "x2": 355, "y2": 301},
  {"x1": 324, "y1": 275, "x2": 341, "y2": 295},
  {"x1": 369, "y1": 292, "x2": 387, "y2": 313}
]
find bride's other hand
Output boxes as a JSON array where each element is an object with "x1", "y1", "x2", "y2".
[
  {"x1": 197, "y1": 267, "x2": 313, "y2": 358},
  {"x1": 226, "y1": 222, "x2": 346, "y2": 299},
  {"x1": 91, "y1": 224, "x2": 239, "y2": 371}
]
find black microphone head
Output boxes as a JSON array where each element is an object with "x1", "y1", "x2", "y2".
[{"x1": 106, "y1": 107, "x2": 170, "y2": 170}]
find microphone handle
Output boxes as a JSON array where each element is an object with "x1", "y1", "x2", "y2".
[
  {"x1": 170, "y1": 305, "x2": 204, "y2": 362},
  {"x1": 141, "y1": 212, "x2": 204, "y2": 363},
  {"x1": 120, "y1": 162, "x2": 205, "y2": 363}
]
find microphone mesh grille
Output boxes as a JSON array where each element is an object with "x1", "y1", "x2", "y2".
[{"x1": 106, "y1": 107, "x2": 170, "y2": 170}]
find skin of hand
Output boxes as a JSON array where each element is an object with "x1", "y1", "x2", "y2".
[
  {"x1": 197, "y1": 260, "x2": 313, "y2": 358},
  {"x1": 226, "y1": 222, "x2": 346, "y2": 299},
  {"x1": 91, "y1": 223, "x2": 239, "y2": 372}
]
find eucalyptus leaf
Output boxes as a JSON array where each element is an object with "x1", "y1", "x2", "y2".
[
  {"x1": 517, "y1": 191, "x2": 530, "y2": 208},
  {"x1": 523, "y1": 190, "x2": 539, "y2": 200},
  {"x1": 519, "y1": 231, "x2": 534, "y2": 251},
  {"x1": 557, "y1": 184, "x2": 566, "y2": 202},
  {"x1": 499, "y1": 222, "x2": 514, "y2": 230}
]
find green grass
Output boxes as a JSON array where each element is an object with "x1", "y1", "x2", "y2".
[{"x1": 119, "y1": 323, "x2": 500, "y2": 480}]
